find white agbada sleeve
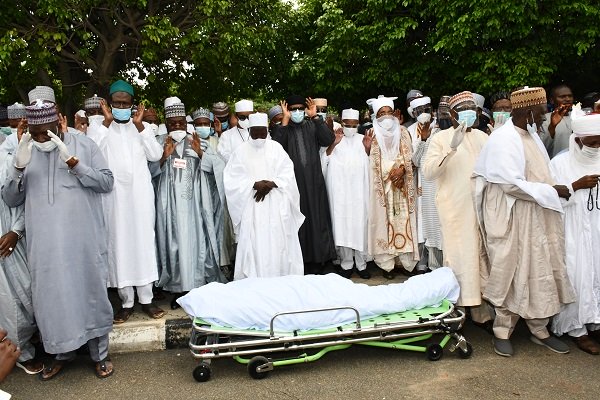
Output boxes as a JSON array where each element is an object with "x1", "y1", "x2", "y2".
[{"x1": 473, "y1": 119, "x2": 563, "y2": 212}]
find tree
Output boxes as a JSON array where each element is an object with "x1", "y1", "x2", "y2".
[{"x1": 0, "y1": 0, "x2": 293, "y2": 117}]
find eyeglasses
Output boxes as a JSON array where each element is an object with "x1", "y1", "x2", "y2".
[
  {"x1": 111, "y1": 101, "x2": 132, "y2": 109},
  {"x1": 290, "y1": 106, "x2": 305, "y2": 111},
  {"x1": 237, "y1": 115, "x2": 249, "y2": 121}
]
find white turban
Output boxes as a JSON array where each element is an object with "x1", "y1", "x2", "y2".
[
  {"x1": 409, "y1": 96, "x2": 431, "y2": 109},
  {"x1": 249, "y1": 112, "x2": 268, "y2": 128},
  {"x1": 235, "y1": 100, "x2": 253, "y2": 113},
  {"x1": 371, "y1": 96, "x2": 397, "y2": 116},
  {"x1": 571, "y1": 103, "x2": 600, "y2": 137}
]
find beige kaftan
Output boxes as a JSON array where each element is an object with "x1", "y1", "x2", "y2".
[
  {"x1": 480, "y1": 127, "x2": 575, "y2": 319},
  {"x1": 423, "y1": 127, "x2": 489, "y2": 306},
  {"x1": 368, "y1": 131, "x2": 418, "y2": 266}
]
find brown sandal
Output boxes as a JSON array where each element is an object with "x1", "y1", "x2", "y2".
[
  {"x1": 95, "y1": 358, "x2": 114, "y2": 379},
  {"x1": 141, "y1": 303, "x2": 165, "y2": 319},
  {"x1": 113, "y1": 307, "x2": 134, "y2": 324},
  {"x1": 39, "y1": 359, "x2": 71, "y2": 381}
]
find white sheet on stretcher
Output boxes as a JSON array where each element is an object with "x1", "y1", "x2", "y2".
[{"x1": 178, "y1": 267, "x2": 460, "y2": 332}]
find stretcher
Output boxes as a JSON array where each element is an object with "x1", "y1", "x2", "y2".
[{"x1": 188, "y1": 299, "x2": 471, "y2": 382}]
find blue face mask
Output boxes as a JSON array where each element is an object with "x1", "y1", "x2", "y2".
[
  {"x1": 291, "y1": 110, "x2": 305, "y2": 124},
  {"x1": 195, "y1": 126, "x2": 211, "y2": 139},
  {"x1": 457, "y1": 110, "x2": 477, "y2": 128},
  {"x1": 221, "y1": 121, "x2": 229, "y2": 131},
  {"x1": 112, "y1": 107, "x2": 132, "y2": 121}
]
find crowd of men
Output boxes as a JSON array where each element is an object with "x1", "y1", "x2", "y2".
[{"x1": 1, "y1": 79, "x2": 600, "y2": 383}]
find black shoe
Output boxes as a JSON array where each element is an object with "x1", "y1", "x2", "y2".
[
  {"x1": 337, "y1": 268, "x2": 353, "y2": 279},
  {"x1": 356, "y1": 269, "x2": 371, "y2": 279},
  {"x1": 383, "y1": 270, "x2": 395, "y2": 280}
]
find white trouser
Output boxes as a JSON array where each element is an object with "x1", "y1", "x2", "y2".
[
  {"x1": 373, "y1": 253, "x2": 415, "y2": 272},
  {"x1": 337, "y1": 247, "x2": 367, "y2": 271},
  {"x1": 118, "y1": 283, "x2": 154, "y2": 308}
]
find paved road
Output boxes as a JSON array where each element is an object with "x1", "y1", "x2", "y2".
[{"x1": 2, "y1": 321, "x2": 600, "y2": 400}]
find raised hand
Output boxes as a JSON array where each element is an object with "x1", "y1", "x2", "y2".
[
  {"x1": 305, "y1": 97, "x2": 317, "y2": 118},
  {"x1": 189, "y1": 132, "x2": 203, "y2": 157},
  {"x1": 100, "y1": 99, "x2": 113, "y2": 127},
  {"x1": 280, "y1": 100, "x2": 290, "y2": 126},
  {"x1": 161, "y1": 136, "x2": 176, "y2": 165},
  {"x1": 363, "y1": 128, "x2": 374, "y2": 155},
  {"x1": 133, "y1": 103, "x2": 145, "y2": 132},
  {"x1": 16, "y1": 118, "x2": 27, "y2": 142},
  {"x1": 58, "y1": 113, "x2": 68, "y2": 134},
  {"x1": 213, "y1": 117, "x2": 223, "y2": 136}
]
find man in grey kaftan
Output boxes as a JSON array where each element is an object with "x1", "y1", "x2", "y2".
[{"x1": 1, "y1": 101, "x2": 115, "y2": 379}]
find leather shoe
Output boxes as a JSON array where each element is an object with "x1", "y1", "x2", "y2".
[
  {"x1": 356, "y1": 269, "x2": 371, "y2": 279},
  {"x1": 573, "y1": 335, "x2": 600, "y2": 355},
  {"x1": 337, "y1": 268, "x2": 353, "y2": 279},
  {"x1": 383, "y1": 270, "x2": 395, "y2": 280},
  {"x1": 113, "y1": 307, "x2": 134, "y2": 324}
]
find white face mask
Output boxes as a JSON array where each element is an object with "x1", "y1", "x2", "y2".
[
  {"x1": 416, "y1": 113, "x2": 431, "y2": 124},
  {"x1": 169, "y1": 130, "x2": 187, "y2": 142},
  {"x1": 376, "y1": 115, "x2": 396, "y2": 131},
  {"x1": 249, "y1": 138, "x2": 267, "y2": 148},
  {"x1": 343, "y1": 127, "x2": 357, "y2": 137},
  {"x1": 33, "y1": 131, "x2": 58, "y2": 152},
  {"x1": 238, "y1": 118, "x2": 250, "y2": 130},
  {"x1": 582, "y1": 144, "x2": 600, "y2": 158},
  {"x1": 88, "y1": 115, "x2": 104, "y2": 125}
]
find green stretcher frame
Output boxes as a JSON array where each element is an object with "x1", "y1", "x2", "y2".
[{"x1": 190, "y1": 299, "x2": 469, "y2": 377}]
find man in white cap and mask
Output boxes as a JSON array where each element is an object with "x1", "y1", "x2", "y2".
[
  {"x1": 6, "y1": 103, "x2": 26, "y2": 136},
  {"x1": 224, "y1": 112, "x2": 304, "y2": 279},
  {"x1": 322, "y1": 108, "x2": 370, "y2": 279},
  {"x1": 268, "y1": 104, "x2": 284, "y2": 133},
  {"x1": 424, "y1": 91, "x2": 492, "y2": 330},
  {"x1": 363, "y1": 96, "x2": 418, "y2": 279},
  {"x1": 404, "y1": 89, "x2": 422, "y2": 128},
  {"x1": 218, "y1": 99, "x2": 254, "y2": 163},
  {"x1": 84, "y1": 95, "x2": 105, "y2": 132},
  {"x1": 152, "y1": 100, "x2": 226, "y2": 308},
  {"x1": 550, "y1": 105, "x2": 600, "y2": 355},
  {"x1": 473, "y1": 86, "x2": 575, "y2": 357},
  {"x1": 88, "y1": 79, "x2": 164, "y2": 323},
  {"x1": 410, "y1": 96, "x2": 443, "y2": 271}
]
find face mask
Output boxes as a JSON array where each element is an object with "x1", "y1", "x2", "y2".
[
  {"x1": 250, "y1": 138, "x2": 267, "y2": 148},
  {"x1": 34, "y1": 131, "x2": 58, "y2": 152},
  {"x1": 582, "y1": 144, "x2": 600, "y2": 158},
  {"x1": 169, "y1": 130, "x2": 187, "y2": 142},
  {"x1": 221, "y1": 121, "x2": 229, "y2": 131},
  {"x1": 492, "y1": 111, "x2": 510, "y2": 126},
  {"x1": 343, "y1": 127, "x2": 357, "y2": 137},
  {"x1": 457, "y1": 110, "x2": 477, "y2": 127},
  {"x1": 195, "y1": 126, "x2": 211, "y2": 139},
  {"x1": 147, "y1": 123, "x2": 159, "y2": 136},
  {"x1": 291, "y1": 110, "x2": 305, "y2": 124},
  {"x1": 237, "y1": 118, "x2": 250, "y2": 130},
  {"x1": 317, "y1": 112, "x2": 327, "y2": 121},
  {"x1": 376, "y1": 115, "x2": 395, "y2": 131},
  {"x1": 416, "y1": 113, "x2": 431, "y2": 124},
  {"x1": 112, "y1": 107, "x2": 132, "y2": 121},
  {"x1": 88, "y1": 115, "x2": 104, "y2": 125},
  {"x1": 407, "y1": 106, "x2": 413, "y2": 118}
]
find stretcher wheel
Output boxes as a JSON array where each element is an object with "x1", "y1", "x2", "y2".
[
  {"x1": 426, "y1": 344, "x2": 443, "y2": 361},
  {"x1": 248, "y1": 356, "x2": 270, "y2": 380},
  {"x1": 458, "y1": 342, "x2": 473, "y2": 359},
  {"x1": 193, "y1": 362, "x2": 211, "y2": 382}
]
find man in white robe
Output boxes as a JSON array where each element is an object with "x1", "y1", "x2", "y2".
[
  {"x1": 473, "y1": 86, "x2": 576, "y2": 357},
  {"x1": 224, "y1": 113, "x2": 304, "y2": 279},
  {"x1": 322, "y1": 108, "x2": 370, "y2": 279},
  {"x1": 217, "y1": 100, "x2": 254, "y2": 163},
  {"x1": 87, "y1": 79, "x2": 164, "y2": 323},
  {"x1": 550, "y1": 108, "x2": 600, "y2": 355},
  {"x1": 423, "y1": 91, "x2": 492, "y2": 328}
]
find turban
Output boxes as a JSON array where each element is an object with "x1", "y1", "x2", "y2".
[
  {"x1": 84, "y1": 95, "x2": 103, "y2": 110},
  {"x1": 410, "y1": 96, "x2": 431, "y2": 109},
  {"x1": 109, "y1": 80, "x2": 134, "y2": 97},
  {"x1": 571, "y1": 103, "x2": 600, "y2": 137},
  {"x1": 510, "y1": 87, "x2": 547, "y2": 109},
  {"x1": 26, "y1": 100, "x2": 58, "y2": 125},
  {"x1": 192, "y1": 108, "x2": 211, "y2": 120},
  {"x1": 341, "y1": 108, "x2": 360, "y2": 120},
  {"x1": 268, "y1": 105, "x2": 283, "y2": 120},
  {"x1": 285, "y1": 95, "x2": 305, "y2": 107},
  {"x1": 449, "y1": 91, "x2": 475, "y2": 110},
  {"x1": 235, "y1": 100, "x2": 253, "y2": 113},
  {"x1": 28, "y1": 86, "x2": 56, "y2": 105},
  {"x1": 249, "y1": 112, "x2": 268, "y2": 128},
  {"x1": 7, "y1": 103, "x2": 26, "y2": 119},
  {"x1": 371, "y1": 96, "x2": 396, "y2": 116},
  {"x1": 165, "y1": 103, "x2": 186, "y2": 119}
]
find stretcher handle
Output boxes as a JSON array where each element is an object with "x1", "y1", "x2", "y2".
[{"x1": 269, "y1": 306, "x2": 361, "y2": 337}]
